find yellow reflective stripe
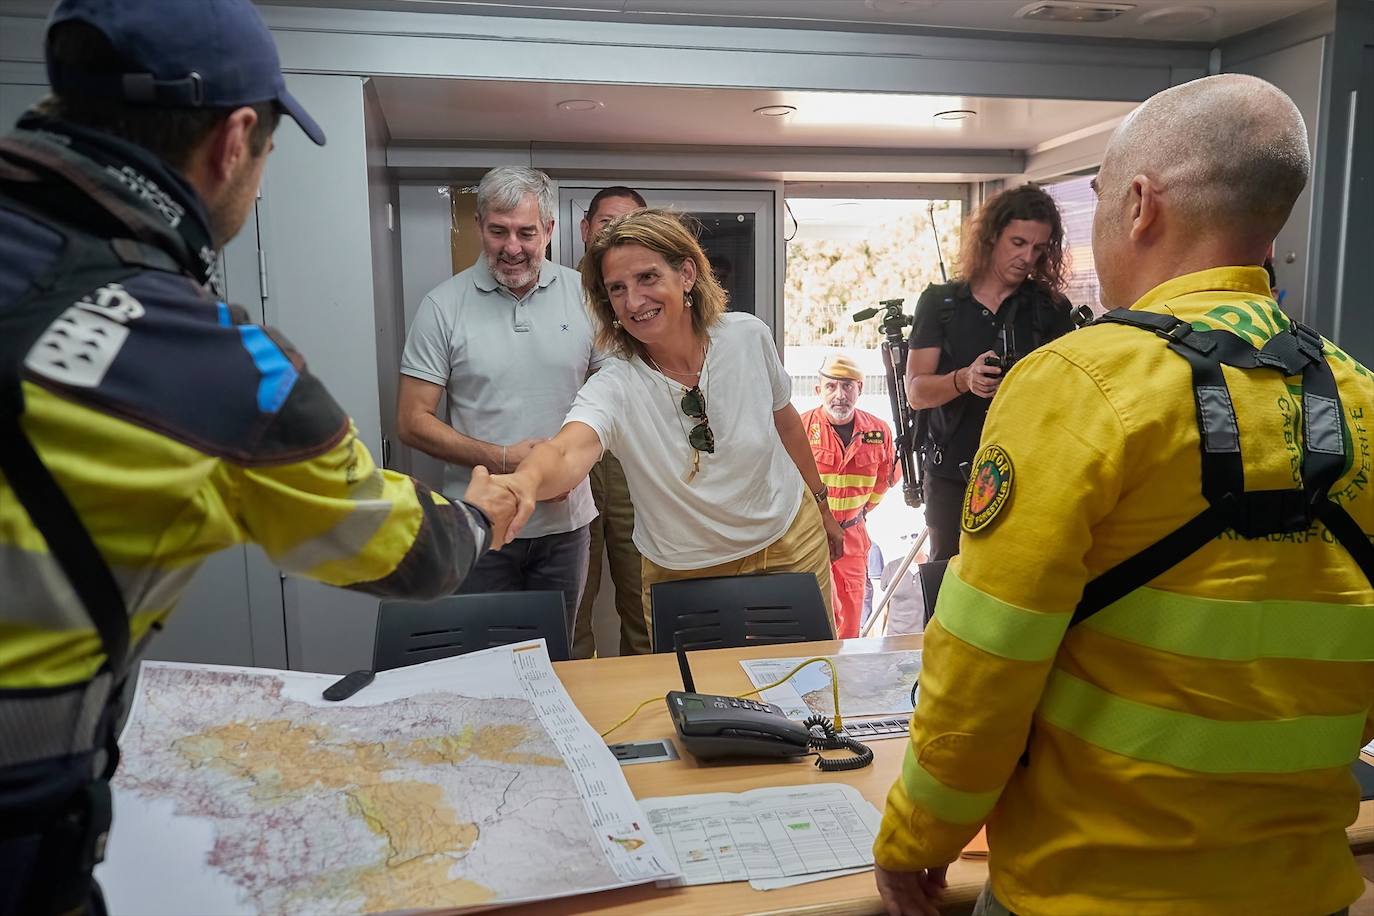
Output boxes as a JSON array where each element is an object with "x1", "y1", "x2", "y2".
[
  {"x1": 900, "y1": 744, "x2": 1002, "y2": 824},
  {"x1": 820, "y1": 473, "x2": 878, "y2": 489},
  {"x1": 1039, "y1": 669, "x2": 1367, "y2": 774},
  {"x1": 828, "y1": 493, "x2": 870, "y2": 511},
  {"x1": 936, "y1": 568, "x2": 1069, "y2": 662},
  {"x1": 1083, "y1": 587, "x2": 1374, "y2": 662}
]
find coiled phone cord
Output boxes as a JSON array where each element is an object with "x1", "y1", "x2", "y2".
[{"x1": 803, "y1": 715, "x2": 874, "y2": 771}]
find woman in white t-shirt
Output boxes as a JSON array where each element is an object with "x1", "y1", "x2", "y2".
[{"x1": 498, "y1": 209, "x2": 844, "y2": 643}]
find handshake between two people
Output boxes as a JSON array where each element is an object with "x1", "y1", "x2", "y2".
[{"x1": 459, "y1": 438, "x2": 564, "y2": 550}]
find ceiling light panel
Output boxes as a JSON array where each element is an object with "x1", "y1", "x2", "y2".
[{"x1": 1016, "y1": 2, "x2": 1135, "y2": 23}]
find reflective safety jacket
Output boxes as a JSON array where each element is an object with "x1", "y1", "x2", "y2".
[
  {"x1": 873, "y1": 267, "x2": 1374, "y2": 916},
  {"x1": 802, "y1": 406, "x2": 898, "y2": 525},
  {"x1": 0, "y1": 118, "x2": 490, "y2": 832}
]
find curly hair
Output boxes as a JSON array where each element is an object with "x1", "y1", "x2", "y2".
[
  {"x1": 954, "y1": 184, "x2": 1068, "y2": 295},
  {"x1": 580, "y1": 209, "x2": 728, "y2": 362}
]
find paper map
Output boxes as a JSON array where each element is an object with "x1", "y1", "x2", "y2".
[
  {"x1": 740, "y1": 650, "x2": 921, "y2": 720},
  {"x1": 97, "y1": 641, "x2": 676, "y2": 914}
]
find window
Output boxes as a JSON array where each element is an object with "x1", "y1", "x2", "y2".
[{"x1": 1044, "y1": 174, "x2": 1102, "y2": 314}]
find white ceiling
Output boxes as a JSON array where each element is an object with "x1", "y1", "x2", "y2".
[
  {"x1": 374, "y1": 78, "x2": 1136, "y2": 148},
  {"x1": 269, "y1": 0, "x2": 1330, "y2": 43}
]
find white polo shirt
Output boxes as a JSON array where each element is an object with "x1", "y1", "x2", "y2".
[{"x1": 401, "y1": 256, "x2": 603, "y2": 539}]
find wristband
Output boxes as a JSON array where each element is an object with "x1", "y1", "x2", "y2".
[
  {"x1": 952, "y1": 369, "x2": 965, "y2": 394},
  {"x1": 501, "y1": 445, "x2": 508, "y2": 473}
]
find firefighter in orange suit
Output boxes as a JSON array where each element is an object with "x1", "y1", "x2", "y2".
[{"x1": 802, "y1": 354, "x2": 899, "y2": 638}]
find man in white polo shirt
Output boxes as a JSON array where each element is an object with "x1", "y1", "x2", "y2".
[{"x1": 398, "y1": 166, "x2": 602, "y2": 635}]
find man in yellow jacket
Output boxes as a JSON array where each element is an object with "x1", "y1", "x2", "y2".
[{"x1": 874, "y1": 74, "x2": 1373, "y2": 916}]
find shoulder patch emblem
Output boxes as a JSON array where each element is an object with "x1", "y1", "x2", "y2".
[
  {"x1": 808, "y1": 423, "x2": 822, "y2": 444},
  {"x1": 862, "y1": 429, "x2": 885, "y2": 444},
  {"x1": 962, "y1": 444, "x2": 1014, "y2": 533}
]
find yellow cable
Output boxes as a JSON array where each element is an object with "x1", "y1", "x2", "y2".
[
  {"x1": 598, "y1": 655, "x2": 846, "y2": 740},
  {"x1": 599, "y1": 695, "x2": 661, "y2": 739}
]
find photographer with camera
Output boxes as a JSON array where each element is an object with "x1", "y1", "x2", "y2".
[{"x1": 904, "y1": 185, "x2": 1074, "y2": 561}]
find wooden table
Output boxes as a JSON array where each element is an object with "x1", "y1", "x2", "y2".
[{"x1": 528, "y1": 636, "x2": 1374, "y2": 915}]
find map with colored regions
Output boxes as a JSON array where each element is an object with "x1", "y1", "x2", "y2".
[
  {"x1": 97, "y1": 642, "x2": 677, "y2": 914},
  {"x1": 741, "y1": 650, "x2": 921, "y2": 721}
]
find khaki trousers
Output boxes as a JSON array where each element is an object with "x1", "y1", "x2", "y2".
[
  {"x1": 573, "y1": 453, "x2": 651, "y2": 658},
  {"x1": 640, "y1": 496, "x2": 835, "y2": 650}
]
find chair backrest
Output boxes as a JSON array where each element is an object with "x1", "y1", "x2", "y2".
[
  {"x1": 649, "y1": 572, "x2": 833, "y2": 653},
  {"x1": 373, "y1": 591, "x2": 570, "y2": 671},
  {"x1": 917, "y1": 559, "x2": 950, "y2": 630}
]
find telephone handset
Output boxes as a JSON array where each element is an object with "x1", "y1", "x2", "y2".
[{"x1": 666, "y1": 690, "x2": 812, "y2": 760}]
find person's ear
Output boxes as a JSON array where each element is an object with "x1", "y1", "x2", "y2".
[
  {"x1": 1128, "y1": 174, "x2": 1159, "y2": 243},
  {"x1": 205, "y1": 106, "x2": 258, "y2": 182},
  {"x1": 679, "y1": 257, "x2": 698, "y2": 291}
]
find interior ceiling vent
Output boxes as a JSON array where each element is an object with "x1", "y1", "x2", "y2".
[{"x1": 1016, "y1": 1, "x2": 1135, "y2": 23}]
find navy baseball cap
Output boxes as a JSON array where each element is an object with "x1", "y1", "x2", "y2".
[{"x1": 45, "y1": 0, "x2": 325, "y2": 146}]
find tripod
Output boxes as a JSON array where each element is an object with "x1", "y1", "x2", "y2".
[{"x1": 851, "y1": 299, "x2": 930, "y2": 637}]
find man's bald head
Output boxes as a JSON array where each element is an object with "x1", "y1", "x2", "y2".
[{"x1": 1100, "y1": 73, "x2": 1309, "y2": 245}]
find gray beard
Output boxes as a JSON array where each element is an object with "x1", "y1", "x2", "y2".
[
  {"x1": 825, "y1": 407, "x2": 855, "y2": 423},
  {"x1": 488, "y1": 254, "x2": 540, "y2": 290}
]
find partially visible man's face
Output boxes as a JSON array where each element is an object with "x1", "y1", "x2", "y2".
[
  {"x1": 989, "y1": 219, "x2": 1052, "y2": 289},
  {"x1": 206, "y1": 114, "x2": 273, "y2": 248},
  {"x1": 581, "y1": 194, "x2": 641, "y2": 246},
  {"x1": 1090, "y1": 165, "x2": 1130, "y2": 309},
  {"x1": 818, "y1": 376, "x2": 862, "y2": 424},
  {"x1": 478, "y1": 193, "x2": 552, "y2": 292}
]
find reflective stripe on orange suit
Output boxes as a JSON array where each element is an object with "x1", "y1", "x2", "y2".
[{"x1": 801, "y1": 405, "x2": 899, "y2": 638}]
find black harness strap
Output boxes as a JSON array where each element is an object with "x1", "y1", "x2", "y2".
[
  {"x1": 0, "y1": 233, "x2": 141, "y2": 688},
  {"x1": 1072, "y1": 308, "x2": 1372, "y2": 627}
]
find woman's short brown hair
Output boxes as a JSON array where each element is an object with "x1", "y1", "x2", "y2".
[
  {"x1": 580, "y1": 209, "x2": 728, "y2": 362},
  {"x1": 955, "y1": 183, "x2": 1068, "y2": 295}
]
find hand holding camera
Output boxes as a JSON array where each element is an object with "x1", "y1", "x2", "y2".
[{"x1": 964, "y1": 350, "x2": 1003, "y2": 399}]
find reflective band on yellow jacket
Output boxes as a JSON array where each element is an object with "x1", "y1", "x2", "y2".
[{"x1": 873, "y1": 267, "x2": 1374, "y2": 916}]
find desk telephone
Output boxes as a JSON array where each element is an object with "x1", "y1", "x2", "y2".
[
  {"x1": 663, "y1": 641, "x2": 873, "y2": 770},
  {"x1": 666, "y1": 690, "x2": 811, "y2": 760}
]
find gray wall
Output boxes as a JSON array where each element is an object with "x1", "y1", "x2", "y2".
[
  {"x1": 1316, "y1": 0, "x2": 1374, "y2": 363},
  {"x1": 1224, "y1": 0, "x2": 1374, "y2": 360},
  {"x1": 255, "y1": 73, "x2": 385, "y2": 674},
  {"x1": 364, "y1": 78, "x2": 406, "y2": 475},
  {"x1": 1229, "y1": 37, "x2": 1326, "y2": 323},
  {"x1": 396, "y1": 182, "x2": 458, "y2": 493}
]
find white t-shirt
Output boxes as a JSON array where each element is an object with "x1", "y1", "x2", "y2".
[{"x1": 565, "y1": 313, "x2": 805, "y2": 569}]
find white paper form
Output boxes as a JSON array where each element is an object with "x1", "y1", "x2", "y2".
[{"x1": 637, "y1": 783, "x2": 881, "y2": 888}]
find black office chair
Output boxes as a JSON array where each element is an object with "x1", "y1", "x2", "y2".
[
  {"x1": 372, "y1": 591, "x2": 571, "y2": 671},
  {"x1": 917, "y1": 559, "x2": 950, "y2": 630},
  {"x1": 649, "y1": 572, "x2": 833, "y2": 653}
]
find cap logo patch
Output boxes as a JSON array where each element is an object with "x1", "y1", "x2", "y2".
[{"x1": 962, "y1": 444, "x2": 1013, "y2": 533}]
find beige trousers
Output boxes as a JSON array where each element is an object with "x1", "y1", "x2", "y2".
[
  {"x1": 573, "y1": 453, "x2": 651, "y2": 658},
  {"x1": 639, "y1": 496, "x2": 835, "y2": 650}
]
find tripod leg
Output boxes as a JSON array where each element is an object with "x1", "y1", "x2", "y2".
[{"x1": 860, "y1": 527, "x2": 929, "y2": 638}]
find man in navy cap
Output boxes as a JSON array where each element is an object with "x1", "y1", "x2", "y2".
[{"x1": 0, "y1": 4, "x2": 517, "y2": 914}]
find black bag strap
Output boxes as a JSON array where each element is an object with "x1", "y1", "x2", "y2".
[
  {"x1": 1072, "y1": 309, "x2": 1371, "y2": 627},
  {"x1": 0, "y1": 196, "x2": 164, "y2": 687}
]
